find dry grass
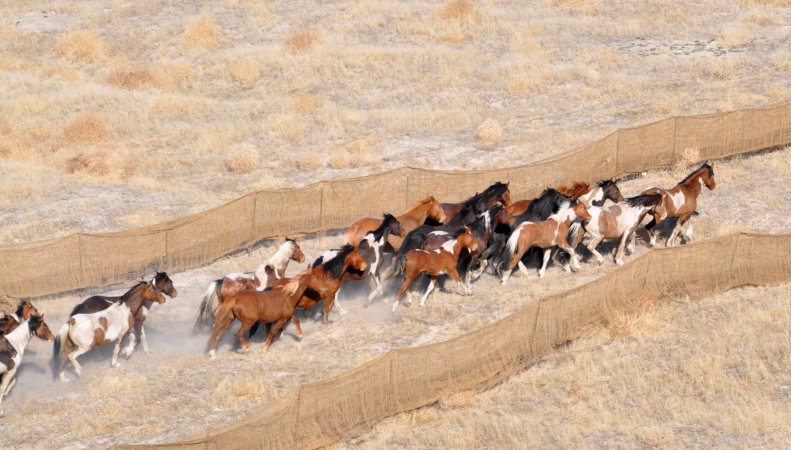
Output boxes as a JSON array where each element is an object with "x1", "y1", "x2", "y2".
[
  {"x1": 227, "y1": 58, "x2": 261, "y2": 85},
  {"x1": 225, "y1": 143, "x2": 259, "y2": 173},
  {"x1": 105, "y1": 67, "x2": 157, "y2": 90},
  {"x1": 296, "y1": 151, "x2": 321, "y2": 170},
  {"x1": 62, "y1": 113, "x2": 109, "y2": 145},
  {"x1": 293, "y1": 95, "x2": 322, "y2": 115},
  {"x1": 329, "y1": 148, "x2": 350, "y2": 169},
  {"x1": 56, "y1": 30, "x2": 107, "y2": 62},
  {"x1": 284, "y1": 29, "x2": 322, "y2": 54},
  {"x1": 475, "y1": 118, "x2": 502, "y2": 149},
  {"x1": 185, "y1": 15, "x2": 220, "y2": 50}
]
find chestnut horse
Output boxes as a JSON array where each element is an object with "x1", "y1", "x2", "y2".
[
  {"x1": 391, "y1": 227, "x2": 479, "y2": 310},
  {"x1": 574, "y1": 194, "x2": 667, "y2": 266},
  {"x1": 66, "y1": 272, "x2": 177, "y2": 355},
  {"x1": 642, "y1": 162, "x2": 716, "y2": 247},
  {"x1": 0, "y1": 314, "x2": 54, "y2": 416},
  {"x1": 0, "y1": 300, "x2": 40, "y2": 336},
  {"x1": 344, "y1": 197, "x2": 445, "y2": 251},
  {"x1": 499, "y1": 200, "x2": 591, "y2": 284},
  {"x1": 297, "y1": 245, "x2": 369, "y2": 322},
  {"x1": 439, "y1": 181, "x2": 512, "y2": 223},
  {"x1": 52, "y1": 281, "x2": 166, "y2": 382},
  {"x1": 207, "y1": 271, "x2": 316, "y2": 358},
  {"x1": 194, "y1": 239, "x2": 306, "y2": 332}
]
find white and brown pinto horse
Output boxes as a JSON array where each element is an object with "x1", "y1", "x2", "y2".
[
  {"x1": 506, "y1": 180, "x2": 625, "y2": 216},
  {"x1": 574, "y1": 194, "x2": 667, "y2": 266},
  {"x1": 642, "y1": 162, "x2": 716, "y2": 247},
  {"x1": 0, "y1": 314, "x2": 54, "y2": 416},
  {"x1": 345, "y1": 214, "x2": 402, "y2": 303},
  {"x1": 499, "y1": 200, "x2": 591, "y2": 284},
  {"x1": 194, "y1": 239, "x2": 306, "y2": 332},
  {"x1": 391, "y1": 227, "x2": 479, "y2": 310},
  {"x1": 52, "y1": 281, "x2": 165, "y2": 382},
  {"x1": 344, "y1": 197, "x2": 446, "y2": 251}
]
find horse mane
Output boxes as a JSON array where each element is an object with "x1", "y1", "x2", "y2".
[
  {"x1": 462, "y1": 182, "x2": 508, "y2": 212},
  {"x1": 517, "y1": 188, "x2": 567, "y2": 222},
  {"x1": 119, "y1": 281, "x2": 149, "y2": 304},
  {"x1": 452, "y1": 227, "x2": 468, "y2": 238},
  {"x1": 279, "y1": 273, "x2": 307, "y2": 297},
  {"x1": 556, "y1": 182, "x2": 589, "y2": 199},
  {"x1": 316, "y1": 244, "x2": 355, "y2": 279},
  {"x1": 369, "y1": 213, "x2": 398, "y2": 241},
  {"x1": 626, "y1": 193, "x2": 662, "y2": 208},
  {"x1": 14, "y1": 299, "x2": 30, "y2": 317},
  {"x1": 597, "y1": 179, "x2": 615, "y2": 189},
  {"x1": 679, "y1": 163, "x2": 713, "y2": 185}
]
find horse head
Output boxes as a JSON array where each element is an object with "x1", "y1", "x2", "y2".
[
  {"x1": 701, "y1": 162, "x2": 716, "y2": 190},
  {"x1": 600, "y1": 180, "x2": 625, "y2": 203},
  {"x1": 493, "y1": 204, "x2": 515, "y2": 227},
  {"x1": 154, "y1": 272, "x2": 178, "y2": 298},
  {"x1": 17, "y1": 299, "x2": 40, "y2": 320},
  {"x1": 144, "y1": 282, "x2": 167, "y2": 304},
  {"x1": 571, "y1": 200, "x2": 592, "y2": 222},
  {"x1": 30, "y1": 314, "x2": 55, "y2": 341},
  {"x1": 287, "y1": 239, "x2": 307, "y2": 263},
  {"x1": 455, "y1": 227, "x2": 479, "y2": 253},
  {"x1": 345, "y1": 246, "x2": 369, "y2": 275},
  {"x1": 383, "y1": 214, "x2": 403, "y2": 237},
  {"x1": 427, "y1": 196, "x2": 447, "y2": 224},
  {"x1": 498, "y1": 182, "x2": 512, "y2": 206}
]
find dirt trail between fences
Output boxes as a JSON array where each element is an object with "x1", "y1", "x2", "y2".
[{"x1": 1, "y1": 147, "x2": 790, "y2": 448}]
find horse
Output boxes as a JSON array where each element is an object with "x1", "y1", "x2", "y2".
[
  {"x1": 506, "y1": 180, "x2": 625, "y2": 218},
  {"x1": 0, "y1": 300, "x2": 40, "y2": 336},
  {"x1": 438, "y1": 181, "x2": 511, "y2": 223},
  {"x1": 194, "y1": 239, "x2": 306, "y2": 332},
  {"x1": 296, "y1": 245, "x2": 369, "y2": 322},
  {"x1": 573, "y1": 194, "x2": 667, "y2": 266},
  {"x1": 67, "y1": 272, "x2": 177, "y2": 355},
  {"x1": 344, "y1": 197, "x2": 445, "y2": 251},
  {"x1": 0, "y1": 314, "x2": 54, "y2": 417},
  {"x1": 642, "y1": 162, "x2": 716, "y2": 247},
  {"x1": 343, "y1": 214, "x2": 402, "y2": 303},
  {"x1": 52, "y1": 281, "x2": 166, "y2": 382},
  {"x1": 422, "y1": 205, "x2": 515, "y2": 285},
  {"x1": 499, "y1": 200, "x2": 592, "y2": 284},
  {"x1": 391, "y1": 227, "x2": 479, "y2": 311},
  {"x1": 207, "y1": 271, "x2": 316, "y2": 358}
]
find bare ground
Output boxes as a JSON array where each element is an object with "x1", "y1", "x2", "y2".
[{"x1": 1, "y1": 147, "x2": 789, "y2": 448}]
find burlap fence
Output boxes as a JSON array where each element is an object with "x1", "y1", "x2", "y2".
[
  {"x1": 1, "y1": 100, "x2": 790, "y2": 298},
  {"x1": 113, "y1": 231, "x2": 791, "y2": 450}
]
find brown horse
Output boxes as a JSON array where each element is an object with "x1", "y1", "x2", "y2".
[
  {"x1": 642, "y1": 162, "x2": 716, "y2": 247},
  {"x1": 391, "y1": 227, "x2": 479, "y2": 310},
  {"x1": 344, "y1": 197, "x2": 446, "y2": 251},
  {"x1": 499, "y1": 200, "x2": 591, "y2": 284},
  {"x1": 506, "y1": 180, "x2": 625, "y2": 216},
  {"x1": 296, "y1": 245, "x2": 369, "y2": 322},
  {"x1": 194, "y1": 239, "x2": 306, "y2": 332},
  {"x1": 439, "y1": 182, "x2": 511, "y2": 223},
  {"x1": 0, "y1": 300, "x2": 40, "y2": 336},
  {"x1": 1, "y1": 314, "x2": 54, "y2": 416},
  {"x1": 207, "y1": 271, "x2": 316, "y2": 357},
  {"x1": 66, "y1": 272, "x2": 177, "y2": 355}
]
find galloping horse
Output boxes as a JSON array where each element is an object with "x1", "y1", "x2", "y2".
[
  {"x1": 499, "y1": 200, "x2": 591, "y2": 284},
  {"x1": 297, "y1": 245, "x2": 369, "y2": 322},
  {"x1": 344, "y1": 214, "x2": 402, "y2": 303},
  {"x1": 207, "y1": 271, "x2": 316, "y2": 358},
  {"x1": 0, "y1": 300, "x2": 40, "y2": 336},
  {"x1": 506, "y1": 180, "x2": 625, "y2": 219},
  {"x1": 391, "y1": 227, "x2": 479, "y2": 310},
  {"x1": 0, "y1": 314, "x2": 54, "y2": 416},
  {"x1": 194, "y1": 239, "x2": 306, "y2": 332},
  {"x1": 642, "y1": 162, "x2": 716, "y2": 247},
  {"x1": 574, "y1": 194, "x2": 667, "y2": 266},
  {"x1": 438, "y1": 181, "x2": 511, "y2": 223},
  {"x1": 52, "y1": 281, "x2": 165, "y2": 382},
  {"x1": 68, "y1": 272, "x2": 177, "y2": 355},
  {"x1": 344, "y1": 197, "x2": 445, "y2": 251}
]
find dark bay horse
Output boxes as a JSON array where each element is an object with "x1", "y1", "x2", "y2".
[
  {"x1": 67, "y1": 272, "x2": 177, "y2": 355},
  {"x1": 438, "y1": 181, "x2": 511, "y2": 223},
  {"x1": 297, "y1": 245, "x2": 369, "y2": 322},
  {"x1": 642, "y1": 162, "x2": 716, "y2": 246}
]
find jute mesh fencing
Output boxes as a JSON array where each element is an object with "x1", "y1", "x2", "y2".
[
  {"x1": 0, "y1": 100, "x2": 789, "y2": 298},
  {"x1": 112, "y1": 232, "x2": 791, "y2": 450}
]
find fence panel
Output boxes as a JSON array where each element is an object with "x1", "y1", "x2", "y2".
[
  {"x1": 80, "y1": 231, "x2": 166, "y2": 287},
  {"x1": 616, "y1": 118, "x2": 676, "y2": 174},
  {"x1": 0, "y1": 235, "x2": 81, "y2": 297},
  {"x1": 253, "y1": 185, "x2": 324, "y2": 240},
  {"x1": 321, "y1": 168, "x2": 408, "y2": 230}
]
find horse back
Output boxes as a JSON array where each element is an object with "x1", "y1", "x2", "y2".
[
  {"x1": 70, "y1": 296, "x2": 115, "y2": 317},
  {"x1": 344, "y1": 217, "x2": 380, "y2": 246}
]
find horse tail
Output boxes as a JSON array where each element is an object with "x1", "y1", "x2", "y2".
[
  {"x1": 496, "y1": 227, "x2": 522, "y2": 275},
  {"x1": 394, "y1": 254, "x2": 408, "y2": 277},
  {"x1": 567, "y1": 220, "x2": 582, "y2": 247},
  {"x1": 194, "y1": 279, "x2": 222, "y2": 334},
  {"x1": 51, "y1": 322, "x2": 71, "y2": 380}
]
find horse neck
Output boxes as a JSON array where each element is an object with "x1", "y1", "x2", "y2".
[
  {"x1": 122, "y1": 285, "x2": 148, "y2": 313},
  {"x1": 452, "y1": 238, "x2": 470, "y2": 256},
  {"x1": 680, "y1": 171, "x2": 705, "y2": 195},
  {"x1": 404, "y1": 200, "x2": 432, "y2": 223},
  {"x1": 267, "y1": 243, "x2": 294, "y2": 268},
  {"x1": 581, "y1": 187, "x2": 603, "y2": 206},
  {"x1": 286, "y1": 278, "x2": 311, "y2": 309},
  {"x1": 4, "y1": 320, "x2": 32, "y2": 352}
]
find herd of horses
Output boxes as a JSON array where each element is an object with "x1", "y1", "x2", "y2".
[{"x1": 0, "y1": 162, "x2": 716, "y2": 415}]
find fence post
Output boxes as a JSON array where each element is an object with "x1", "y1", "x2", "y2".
[
  {"x1": 615, "y1": 130, "x2": 622, "y2": 176},
  {"x1": 164, "y1": 229, "x2": 170, "y2": 271},
  {"x1": 78, "y1": 233, "x2": 85, "y2": 286},
  {"x1": 250, "y1": 195, "x2": 257, "y2": 247},
  {"x1": 319, "y1": 183, "x2": 325, "y2": 247},
  {"x1": 404, "y1": 168, "x2": 410, "y2": 210},
  {"x1": 671, "y1": 116, "x2": 678, "y2": 166}
]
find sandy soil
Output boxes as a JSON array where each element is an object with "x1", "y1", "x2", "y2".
[{"x1": 1, "y1": 147, "x2": 789, "y2": 448}]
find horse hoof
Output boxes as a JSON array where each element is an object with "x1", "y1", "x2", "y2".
[
  {"x1": 144, "y1": 348, "x2": 153, "y2": 354},
  {"x1": 59, "y1": 375, "x2": 70, "y2": 383},
  {"x1": 111, "y1": 363, "x2": 120, "y2": 368},
  {"x1": 615, "y1": 259, "x2": 624, "y2": 266}
]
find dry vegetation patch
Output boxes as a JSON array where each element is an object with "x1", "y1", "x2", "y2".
[
  {"x1": 285, "y1": 29, "x2": 322, "y2": 54},
  {"x1": 62, "y1": 113, "x2": 109, "y2": 145},
  {"x1": 56, "y1": 30, "x2": 107, "y2": 62},
  {"x1": 475, "y1": 118, "x2": 503, "y2": 149},
  {"x1": 185, "y1": 15, "x2": 220, "y2": 50},
  {"x1": 225, "y1": 143, "x2": 260, "y2": 173},
  {"x1": 105, "y1": 67, "x2": 157, "y2": 90}
]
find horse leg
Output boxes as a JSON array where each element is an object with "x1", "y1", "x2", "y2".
[
  {"x1": 291, "y1": 316, "x2": 303, "y2": 338},
  {"x1": 264, "y1": 320, "x2": 287, "y2": 351},
  {"x1": 419, "y1": 277, "x2": 436, "y2": 307},
  {"x1": 500, "y1": 247, "x2": 523, "y2": 285},
  {"x1": 68, "y1": 346, "x2": 91, "y2": 377},
  {"x1": 681, "y1": 222, "x2": 694, "y2": 244},
  {"x1": 645, "y1": 217, "x2": 660, "y2": 247},
  {"x1": 666, "y1": 214, "x2": 691, "y2": 247},
  {"x1": 208, "y1": 312, "x2": 235, "y2": 359},
  {"x1": 449, "y1": 267, "x2": 470, "y2": 296},
  {"x1": 111, "y1": 336, "x2": 127, "y2": 368},
  {"x1": 471, "y1": 258, "x2": 488, "y2": 280},
  {"x1": 586, "y1": 235, "x2": 605, "y2": 264},
  {"x1": 614, "y1": 232, "x2": 630, "y2": 266},
  {"x1": 393, "y1": 272, "x2": 415, "y2": 311},
  {"x1": 121, "y1": 328, "x2": 136, "y2": 359},
  {"x1": 0, "y1": 366, "x2": 17, "y2": 416},
  {"x1": 538, "y1": 248, "x2": 552, "y2": 278},
  {"x1": 333, "y1": 286, "x2": 347, "y2": 316},
  {"x1": 557, "y1": 242, "x2": 580, "y2": 272},
  {"x1": 139, "y1": 322, "x2": 152, "y2": 353},
  {"x1": 367, "y1": 269, "x2": 384, "y2": 303},
  {"x1": 323, "y1": 292, "x2": 338, "y2": 324},
  {"x1": 234, "y1": 320, "x2": 254, "y2": 353}
]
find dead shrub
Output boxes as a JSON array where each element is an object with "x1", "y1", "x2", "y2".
[
  {"x1": 57, "y1": 30, "x2": 107, "y2": 62},
  {"x1": 105, "y1": 68, "x2": 157, "y2": 90},
  {"x1": 476, "y1": 118, "x2": 502, "y2": 149},
  {"x1": 672, "y1": 146, "x2": 701, "y2": 177},
  {"x1": 285, "y1": 30, "x2": 321, "y2": 54},
  {"x1": 329, "y1": 148, "x2": 349, "y2": 169},
  {"x1": 438, "y1": 0, "x2": 478, "y2": 21},
  {"x1": 228, "y1": 59, "x2": 261, "y2": 85},
  {"x1": 185, "y1": 15, "x2": 220, "y2": 50},
  {"x1": 293, "y1": 95, "x2": 322, "y2": 115},
  {"x1": 225, "y1": 144, "x2": 260, "y2": 173},
  {"x1": 271, "y1": 114, "x2": 304, "y2": 142},
  {"x1": 63, "y1": 113, "x2": 109, "y2": 145},
  {"x1": 65, "y1": 153, "x2": 110, "y2": 176},
  {"x1": 344, "y1": 137, "x2": 377, "y2": 155},
  {"x1": 295, "y1": 152, "x2": 321, "y2": 170}
]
